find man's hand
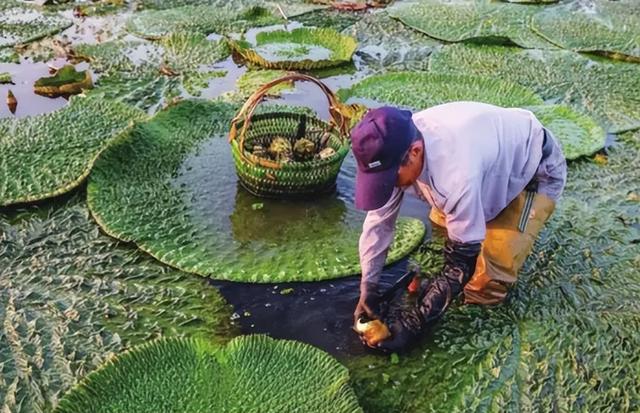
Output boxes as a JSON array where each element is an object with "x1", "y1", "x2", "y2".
[
  {"x1": 354, "y1": 282, "x2": 382, "y2": 324},
  {"x1": 375, "y1": 317, "x2": 420, "y2": 353}
]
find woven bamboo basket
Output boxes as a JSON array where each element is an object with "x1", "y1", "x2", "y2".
[{"x1": 229, "y1": 73, "x2": 352, "y2": 198}]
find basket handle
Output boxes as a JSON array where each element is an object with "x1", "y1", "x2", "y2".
[{"x1": 229, "y1": 73, "x2": 352, "y2": 168}]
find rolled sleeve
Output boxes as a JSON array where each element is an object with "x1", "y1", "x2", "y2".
[
  {"x1": 359, "y1": 188, "x2": 404, "y2": 287},
  {"x1": 443, "y1": 180, "x2": 486, "y2": 244}
]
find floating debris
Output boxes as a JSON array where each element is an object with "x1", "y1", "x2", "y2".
[
  {"x1": 7, "y1": 90, "x2": 17, "y2": 114},
  {"x1": 33, "y1": 64, "x2": 93, "y2": 97}
]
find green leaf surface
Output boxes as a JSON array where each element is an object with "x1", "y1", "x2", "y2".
[
  {"x1": 337, "y1": 71, "x2": 543, "y2": 112},
  {"x1": 0, "y1": 197, "x2": 236, "y2": 413},
  {"x1": 429, "y1": 43, "x2": 640, "y2": 133},
  {"x1": 0, "y1": 95, "x2": 146, "y2": 206},
  {"x1": 528, "y1": 104, "x2": 606, "y2": 160},
  {"x1": 87, "y1": 99, "x2": 425, "y2": 282},
  {"x1": 349, "y1": 131, "x2": 640, "y2": 412},
  {"x1": 126, "y1": 4, "x2": 279, "y2": 39},
  {"x1": 388, "y1": 0, "x2": 554, "y2": 49},
  {"x1": 532, "y1": 0, "x2": 640, "y2": 62},
  {"x1": 230, "y1": 27, "x2": 357, "y2": 70},
  {"x1": 0, "y1": 3, "x2": 71, "y2": 49},
  {"x1": 342, "y1": 11, "x2": 442, "y2": 70},
  {"x1": 74, "y1": 32, "x2": 229, "y2": 108},
  {"x1": 54, "y1": 335, "x2": 362, "y2": 413}
]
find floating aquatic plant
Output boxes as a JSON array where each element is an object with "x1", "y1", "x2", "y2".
[
  {"x1": 532, "y1": 0, "x2": 640, "y2": 62},
  {"x1": 430, "y1": 44, "x2": 640, "y2": 133},
  {"x1": 0, "y1": 197, "x2": 236, "y2": 413},
  {"x1": 337, "y1": 71, "x2": 543, "y2": 113},
  {"x1": 0, "y1": 72, "x2": 11, "y2": 84},
  {"x1": 126, "y1": 4, "x2": 279, "y2": 39},
  {"x1": 0, "y1": 95, "x2": 146, "y2": 206},
  {"x1": 34, "y1": 64, "x2": 93, "y2": 97},
  {"x1": 74, "y1": 33, "x2": 229, "y2": 108},
  {"x1": 87, "y1": 100, "x2": 425, "y2": 282},
  {"x1": 387, "y1": 0, "x2": 554, "y2": 49},
  {"x1": 0, "y1": 3, "x2": 71, "y2": 49},
  {"x1": 221, "y1": 69, "x2": 292, "y2": 102},
  {"x1": 54, "y1": 335, "x2": 363, "y2": 413},
  {"x1": 342, "y1": 11, "x2": 442, "y2": 70},
  {"x1": 230, "y1": 27, "x2": 357, "y2": 70},
  {"x1": 527, "y1": 104, "x2": 606, "y2": 160}
]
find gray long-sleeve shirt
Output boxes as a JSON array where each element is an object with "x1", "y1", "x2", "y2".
[{"x1": 359, "y1": 102, "x2": 567, "y2": 287}]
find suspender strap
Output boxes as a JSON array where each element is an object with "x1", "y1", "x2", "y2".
[{"x1": 518, "y1": 191, "x2": 536, "y2": 232}]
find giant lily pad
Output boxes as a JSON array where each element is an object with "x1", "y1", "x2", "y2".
[
  {"x1": 337, "y1": 71, "x2": 543, "y2": 112},
  {"x1": 0, "y1": 95, "x2": 146, "y2": 206},
  {"x1": 338, "y1": 73, "x2": 604, "y2": 158},
  {"x1": 54, "y1": 335, "x2": 362, "y2": 413},
  {"x1": 74, "y1": 33, "x2": 229, "y2": 108},
  {"x1": 0, "y1": 3, "x2": 71, "y2": 49},
  {"x1": 342, "y1": 11, "x2": 442, "y2": 70},
  {"x1": 528, "y1": 104, "x2": 606, "y2": 160},
  {"x1": 87, "y1": 100, "x2": 425, "y2": 282},
  {"x1": 126, "y1": 4, "x2": 279, "y2": 39},
  {"x1": 0, "y1": 197, "x2": 236, "y2": 413},
  {"x1": 348, "y1": 131, "x2": 640, "y2": 412},
  {"x1": 532, "y1": 0, "x2": 640, "y2": 63},
  {"x1": 230, "y1": 27, "x2": 357, "y2": 70},
  {"x1": 430, "y1": 44, "x2": 640, "y2": 133},
  {"x1": 387, "y1": 0, "x2": 554, "y2": 49}
]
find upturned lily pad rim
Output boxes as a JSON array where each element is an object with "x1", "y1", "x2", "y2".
[{"x1": 228, "y1": 27, "x2": 357, "y2": 70}]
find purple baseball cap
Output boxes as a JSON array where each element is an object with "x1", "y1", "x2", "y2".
[{"x1": 351, "y1": 106, "x2": 419, "y2": 211}]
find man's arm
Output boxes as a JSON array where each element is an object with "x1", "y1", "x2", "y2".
[
  {"x1": 377, "y1": 181, "x2": 483, "y2": 352},
  {"x1": 355, "y1": 187, "x2": 404, "y2": 322}
]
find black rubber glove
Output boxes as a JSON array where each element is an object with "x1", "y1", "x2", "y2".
[
  {"x1": 418, "y1": 239, "x2": 481, "y2": 324},
  {"x1": 376, "y1": 240, "x2": 481, "y2": 353},
  {"x1": 354, "y1": 281, "x2": 382, "y2": 324}
]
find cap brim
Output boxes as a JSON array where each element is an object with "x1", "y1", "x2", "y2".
[{"x1": 355, "y1": 166, "x2": 399, "y2": 211}]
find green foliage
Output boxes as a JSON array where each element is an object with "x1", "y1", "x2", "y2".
[
  {"x1": 342, "y1": 11, "x2": 442, "y2": 70},
  {"x1": 54, "y1": 335, "x2": 362, "y2": 413},
  {"x1": 137, "y1": 0, "x2": 326, "y2": 16},
  {"x1": 387, "y1": 0, "x2": 554, "y2": 49},
  {"x1": 0, "y1": 3, "x2": 71, "y2": 49},
  {"x1": 501, "y1": 0, "x2": 558, "y2": 3},
  {"x1": 0, "y1": 197, "x2": 236, "y2": 413},
  {"x1": 348, "y1": 132, "x2": 640, "y2": 412},
  {"x1": 528, "y1": 105, "x2": 606, "y2": 160},
  {"x1": 0, "y1": 48, "x2": 20, "y2": 63},
  {"x1": 231, "y1": 27, "x2": 357, "y2": 70},
  {"x1": 337, "y1": 71, "x2": 543, "y2": 112},
  {"x1": 74, "y1": 33, "x2": 229, "y2": 108},
  {"x1": 34, "y1": 65, "x2": 86, "y2": 87},
  {"x1": 0, "y1": 72, "x2": 11, "y2": 83},
  {"x1": 0, "y1": 95, "x2": 146, "y2": 206},
  {"x1": 532, "y1": 0, "x2": 640, "y2": 62},
  {"x1": 294, "y1": 8, "x2": 361, "y2": 32},
  {"x1": 430, "y1": 44, "x2": 640, "y2": 133},
  {"x1": 126, "y1": 4, "x2": 279, "y2": 39},
  {"x1": 34, "y1": 64, "x2": 93, "y2": 97},
  {"x1": 222, "y1": 69, "x2": 292, "y2": 102},
  {"x1": 87, "y1": 100, "x2": 425, "y2": 282}
]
